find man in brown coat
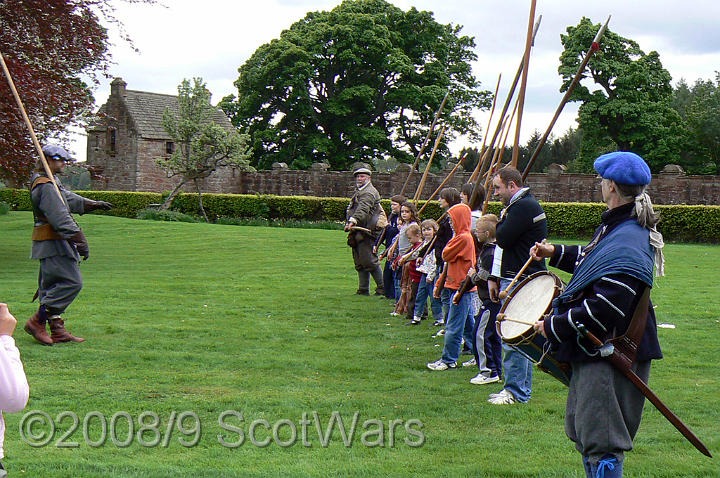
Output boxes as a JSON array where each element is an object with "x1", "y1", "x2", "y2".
[{"x1": 344, "y1": 165, "x2": 384, "y2": 295}]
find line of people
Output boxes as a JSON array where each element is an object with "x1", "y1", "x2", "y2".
[
  {"x1": 347, "y1": 153, "x2": 668, "y2": 477},
  {"x1": 368, "y1": 167, "x2": 547, "y2": 406}
]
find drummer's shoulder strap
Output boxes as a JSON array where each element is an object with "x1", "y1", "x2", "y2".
[{"x1": 609, "y1": 286, "x2": 651, "y2": 366}]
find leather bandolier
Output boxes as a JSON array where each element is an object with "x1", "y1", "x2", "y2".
[{"x1": 31, "y1": 175, "x2": 64, "y2": 241}]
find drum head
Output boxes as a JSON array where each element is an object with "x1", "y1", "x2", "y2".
[{"x1": 499, "y1": 272, "x2": 559, "y2": 340}]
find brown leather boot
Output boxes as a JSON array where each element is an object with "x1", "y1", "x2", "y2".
[
  {"x1": 24, "y1": 310, "x2": 53, "y2": 346},
  {"x1": 49, "y1": 317, "x2": 85, "y2": 343}
]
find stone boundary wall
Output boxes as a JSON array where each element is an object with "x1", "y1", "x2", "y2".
[
  {"x1": 93, "y1": 164, "x2": 720, "y2": 205},
  {"x1": 236, "y1": 166, "x2": 719, "y2": 206}
]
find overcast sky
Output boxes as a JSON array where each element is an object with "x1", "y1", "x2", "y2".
[{"x1": 69, "y1": 0, "x2": 720, "y2": 161}]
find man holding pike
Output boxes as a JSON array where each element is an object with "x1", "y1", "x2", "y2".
[
  {"x1": 344, "y1": 164, "x2": 385, "y2": 296},
  {"x1": 24, "y1": 144, "x2": 113, "y2": 345}
]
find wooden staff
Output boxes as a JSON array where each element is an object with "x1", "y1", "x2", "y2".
[
  {"x1": 480, "y1": 111, "x2": 514, "y2": 214},
  {"x1": 577, "y1": 322, "x2": 712, "y2": 457},
  {"x1": 349, "y1": 225, "x2": 374, "y2": 235},
  {"x1": 413, "y1": 125, "x2": 446, "y2": 204},
  {"x1": 380, "y1": 233, "x2": 400, "y2": 261},
  {"x1": 521, "y1": 16, "x2": 611, "y2": 180},
  {"x1": 496, "y1": 314, "x2": 535, "y2": 327},
  {"x1": 495, "y1": 95, "x2": 521, "y2": 168},
  {"x1": 511, "y1": 0, "x2": 538, "y2": 168},
  {"x1": 399, "y1": 90, "x2": 450, "y2": 197},
  {"x1": 498, "y1": 254, "x2": 535, "y2": 300},
  {"x1": 469, "y1": 15, "x2": 542, "y2": 210},
  {"x1": 416, "y1": 153, "x2": 467, "y2": 217},
  {"x1": 0, "y1": 49, "x2": 65, "y2": 204},
  {"x1": 469, "y1": 74, "x2": 502, "y2": 184}
]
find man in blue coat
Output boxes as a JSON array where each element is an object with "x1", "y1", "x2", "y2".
[{"x1": 531, "y1": 151, "x2": 664, "y2": 478}]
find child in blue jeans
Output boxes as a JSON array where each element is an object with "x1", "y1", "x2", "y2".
[{"x1": 410, "y1": 219, "x2": 442, "y2": 325}]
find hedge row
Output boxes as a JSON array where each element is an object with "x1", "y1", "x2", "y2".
[{"x1": 2, "y1": 188, "x2": 719, "y2": 243}]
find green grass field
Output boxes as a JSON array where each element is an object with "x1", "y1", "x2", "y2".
[{"x1": 1, "y1": 211, "x2": 718, "y2": 477}]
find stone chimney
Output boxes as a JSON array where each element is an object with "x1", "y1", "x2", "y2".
[{"x1": 110, "y1": 77, "x2": 127, "y2": 98}]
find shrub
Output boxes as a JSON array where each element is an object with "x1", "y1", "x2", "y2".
[
  {"x1": 2, "y1": 187, "x2": 719, "y2": 242},
  {"x1": 136, "y1": 208, "x2": 199, "y2": 223},
  {"x1": 0, "y1": 201, "x2": 9, "y2": 215}
]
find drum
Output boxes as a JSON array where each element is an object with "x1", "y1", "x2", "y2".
[{"x1": 497, "y1": 271, "x2": 571, "y2": 386}]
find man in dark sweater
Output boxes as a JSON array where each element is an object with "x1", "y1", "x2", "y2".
[{"x1": 487, "y1": 166, "x2": 547, "y2": 405}]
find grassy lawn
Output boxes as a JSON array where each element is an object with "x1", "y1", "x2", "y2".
[{"x1": 1, "y1": 211, "x2": 718, "y2": 477}]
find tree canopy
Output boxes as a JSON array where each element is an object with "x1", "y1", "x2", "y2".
[
  {"x1": 673, "y1": 75, "x2": 720, "y2": 174},
  {"x1": 221, "y1": 0, "x2": 491, "y2": 171},
  {"x1": 558, "y1": 17, "x2": 685, "y2": 173},
  {"x1": 157, "y1": 78, "x2": 251, "y2": 220},
  {"x1": 0, "y1": 0, "x2": 156, "y2": 186}
]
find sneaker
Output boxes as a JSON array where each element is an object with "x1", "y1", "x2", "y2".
[
  {"x1": 470, "y1": 374, "x2": 501, "y2": 385},
  {"x1": 462, "y1": 358, "x2": 477, "y2": 367},
  {"x1": 488, "y1": 389, "x2": 517, "y2": 404},
  {"x1": 404, "y1": 317, "x2": 421, "y2": 326},
  {"x1": 431, "y1": 328, "x2": 445, "y2": 338},
  {"x1": 488, "y1": 389, "x2": 506, "y2": 399},
  {"x1": 390, "y1": 312, "x2": 400, "y2": 317},
  {"x1": 432, "y1": 319, "x2": 444, "y2": 326},
  {"x1": 426, "y1": 359, "x2": 456, "y2": 371}
]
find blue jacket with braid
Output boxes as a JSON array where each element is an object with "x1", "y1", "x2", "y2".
[{"x1": 543, "y1": 203, "x2": 663, "y2": 363}]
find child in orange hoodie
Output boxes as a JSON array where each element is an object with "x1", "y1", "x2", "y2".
[{"x1": 427, "y1": 203, "x2": 477, "y2": 370}]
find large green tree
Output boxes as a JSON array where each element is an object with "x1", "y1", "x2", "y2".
[
  {"x1": 156, "y1": 78, "x2": 251, "y2": 220},
  {"x1": 558, "y1": 17, "x2": 686, "y2": 172},
  {"x1": 673, "y1": 75, "x2": 720, "y2": 174},
  {"x1": 0, "y1": 0, "x2": 155, "y2": 186},
  {"x1": 221, "y1": 0, "x2": 490, "y2": 171}
]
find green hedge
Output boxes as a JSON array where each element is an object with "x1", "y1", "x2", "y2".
[{"x1": 2, "y1": 188, "x2": 719, "y2": 243}]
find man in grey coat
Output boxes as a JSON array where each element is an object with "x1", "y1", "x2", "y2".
[
  {"x1": 24, "y1": 144, "x2": 112, "y2": 345},
  {"x1": 344, "y1": 165, "x2": 384, "y2": 296}
]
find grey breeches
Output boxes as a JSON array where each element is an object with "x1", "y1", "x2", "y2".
[{"x1": 38, "y1": 255, "x2": 83, "y2": 315}]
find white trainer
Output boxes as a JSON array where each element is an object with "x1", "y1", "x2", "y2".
[
  {"x1": 462, "y1": 358, "x2": 477, "y2": 367},
  {"x1": 488, "y1": 388, "x2": 517, "y2": 404},
  {"x1": 470, "y1": 374, "x2": 501, "y2": 385},
  {"x1": 426, "y1": 359, "x2": 456, "y2": 371}
]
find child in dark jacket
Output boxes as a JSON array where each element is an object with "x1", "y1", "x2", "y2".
[{"x1": 467, "y1": 214, "x2": 502, "y2": 384}]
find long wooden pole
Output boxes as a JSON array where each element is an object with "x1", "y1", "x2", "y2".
[
  {"x1": 0, "y1": 49, "x2": 64, "y2": 203},
  {"x1": 469, "y1": 74, "x2": 502, "y2": 184},
  {"x1": 521, "y1": 16, "x2": 611, "y2": 180},
  {"x1": 416, "y1": 153, "x2": 468, "y2": 216},
  {"x1": 480, "y1": 109, "x2": 515, "y2": 214},
  {"x1": 579, "y1": 325, "x2": 712, "y2": 458},
  {"x1": 511, "y1": 0, "x2": 537, "y2": 168},
  {"x1": 413, "y1": 125, "x2": 446, "y2": 204},
  {"x1": 399, "y1": 90, "x2": 450, "y2": 197},
  {"x1": 470, "y1": 15, "x2": 542, "y2": 198}
]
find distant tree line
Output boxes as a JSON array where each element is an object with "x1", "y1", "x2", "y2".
[{"x1": 3, "y1": 3, "x2": 718, "y2": 187}]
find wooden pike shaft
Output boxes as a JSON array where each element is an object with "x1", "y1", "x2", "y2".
[
  {"x1": 400, "y1": 90, "x2": 450, "y2": 196},
  {"x1": 580, "y1": 326, "x2": 712, "y2": 458},
  {"x1": 469, "y1": 74, "x2": 502, "y2": 184},
  {"x1": 413, "y1": 125, "x2": 446, "y2": 203},
  {"x1": 0, "y1": 49, "x2": 64, "y2": 203},
  {"x1": 417, "y1": 152, "x2": 467, "y2": 216},
  {"x1": 521, "y1": 15, "x2": 611, "y2": 181},
  {"x1": 471, "y1": 15, "x2": 541, "y2": 199},
  {"x1": 511, "y1": 0, "x2": 537, "y2": 167}
]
